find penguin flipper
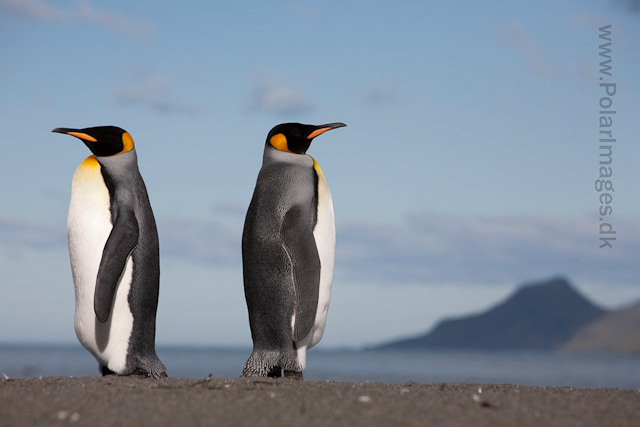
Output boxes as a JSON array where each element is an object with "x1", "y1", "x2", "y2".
[
  {"x1": 94, "y1": 205, "x2": 139, "y2": 323},
  {"x1": 282, "y1": 204, "x2": 321, "y2": 342}
]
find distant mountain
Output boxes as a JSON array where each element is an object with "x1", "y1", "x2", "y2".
[
  {"x1": 373, "y1": 277, "x2": 607, "y2": 350},
  {"x1": 562, "y1": 301, "x2": 640, "y2": 354}
]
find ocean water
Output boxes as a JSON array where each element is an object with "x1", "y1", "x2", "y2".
[{"x1": 1, "y1": 344, "x2": 639, "y2": 390}]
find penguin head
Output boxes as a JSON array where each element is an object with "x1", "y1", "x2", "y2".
[
  {"x1": 52, "y1": 126, "x2": 134, "y2": 156},
  {"x1": 266, "y1": 122, "x2": 346, "y2": 154}
]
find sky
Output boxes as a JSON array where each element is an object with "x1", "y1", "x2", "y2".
[{"x1": 1, "y1": 0, "x2": 639, "y2": 349}]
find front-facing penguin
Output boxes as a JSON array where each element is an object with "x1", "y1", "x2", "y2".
[
  {"x1": 241, "y1": 122, "x2": 346, "y2": 380},
  {"x1": 53, "y1": 126, "x2": 166, "y2": 378}
]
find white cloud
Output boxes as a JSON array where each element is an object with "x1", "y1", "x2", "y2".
[
  {"x1": 337, "y1": 213, "x2": 639, "y2": 287},
  {"x1": 0, "y1": 0, "x2": 66, "y2": 21},
  {"x1": 74, "y1": 0, "x2": 154, "y2": 41},
  {"x1": 5, "y1": 210, "x2": 637, "y2": 291},
  {"x1": 245, "y1": 74, "x2": 314, "y2": 115},
  {"x1": 358, "y1": 80, "x2": 403, "y2": 106},
  {"x1": 0, "y1": 0, "x2": 154, "y2": 41},
  {"x1": 115, "y1": 72, "x2": 202, "y2": 115},
  {"x1": 0, "y1": 214, "x2": 65, "y2": 250},
  {"x1": 158, "y1": 218, "x2": 241, "y2": 267},
  {"x1": 494, "y1": 21, "x2": 563, "y2": 78}
]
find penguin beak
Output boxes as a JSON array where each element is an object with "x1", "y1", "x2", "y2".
[
  {"x1": 52, "y1": 128, "x2": 98, "y2": 142},
  {"x1": 307, "y1": 122, "x2": 347, "y2": 139}
]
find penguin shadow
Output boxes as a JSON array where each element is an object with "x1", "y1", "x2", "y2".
[
  {"x1": 95, "y1": 266, "x2": 128, "y2": 353},
  {"x1": 95, "y1": 315, "x2": 112, "y2": 353}
]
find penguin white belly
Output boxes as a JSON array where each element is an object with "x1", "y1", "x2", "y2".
[
  {"x1": 295, "y1": 161, "x2": 335, "y2": 368},
  {"x1": 67, "y1": 157, "x2": 134, "y2": 373},
  {"x1": 309, "y1": 174, "x2": 335, "y2": 348}
]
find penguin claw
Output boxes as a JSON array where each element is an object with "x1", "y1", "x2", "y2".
[
  {"x1": 151, "y1": 371, "x2": 169, "y2": 379},
  {"x1": 143, "y1": 366, "x2": 168, "y2": 379}
]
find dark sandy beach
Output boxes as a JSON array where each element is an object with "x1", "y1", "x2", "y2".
[{"x1": 1, "y1": 377, "x2": 639, "y2": 427}]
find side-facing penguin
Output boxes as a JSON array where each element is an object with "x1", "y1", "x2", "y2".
[
  {"x1": 52, "y1": 126, "x2": 166, "y2": 378},
  {"x1": 241, "y1": 122, "x2": 346, "y2": 380}
]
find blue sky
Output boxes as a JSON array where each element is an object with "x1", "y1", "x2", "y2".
[{"x1": 1, "y1": 0, "x2": 639, "y2": 348}]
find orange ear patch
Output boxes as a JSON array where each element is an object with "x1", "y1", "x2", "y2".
[
  {"x1": 121, "y1": 132, "x2": 135, "y2": 153},
  {"x1": 68, "y1": 132, "x2": 97, "y2": 142},
  {"x1": 270, "y1": 133, "x2": 290, "y2": 152}
]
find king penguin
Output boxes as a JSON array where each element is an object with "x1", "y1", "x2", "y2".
[
  {"x1": 241, "y1": 122, "x2": 346, "y2": 380},
  {"x1": 52, "y1": 126, "x2": 167, "y2": 378}
]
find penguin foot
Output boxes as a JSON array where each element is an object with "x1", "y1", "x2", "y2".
[
  {"x1": 131, "y1": 355, "x2": 168, "y2": 379},
  {"x1": 241, "y1": 349, "x2": 301, "y2": 377},
  {"x1": 147, "y1": 369, "x2": 168, "y2": 379},
  {"x1": 283, "y1": 370, "x2": 303, "y2": 380},
  {"x1": 138, "y1": 364, "x2": 168, "y2": 379}
]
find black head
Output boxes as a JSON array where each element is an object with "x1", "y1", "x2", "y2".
[
  {"x1": 52, "y1": 126, "x2": 134, "y2": 156},
  {"x1": 266, "y1": 122, "x2": 346, "y2": 154}
]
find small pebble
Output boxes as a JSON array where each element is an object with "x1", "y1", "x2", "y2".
[
  {"x1": 400, "y1": 388, "x2": 410, "y2": 394},
  {"x1": 57, "y1": 411, "x2": 69, "y2": 420},
  {"x1": 70, "y1": 413, "x2": 81, "y2": 422},
  {"x1": 358, "y1": 395, "x2": 372, "y2": 403},
  {"x1": 269, "y1": 392, "x2": 276, "y2": 398}
]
